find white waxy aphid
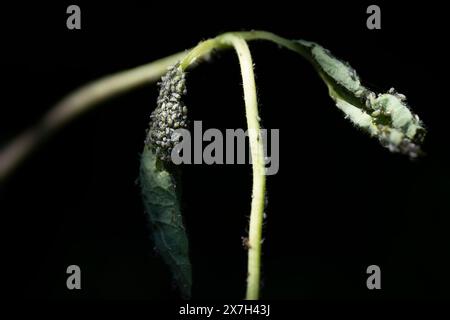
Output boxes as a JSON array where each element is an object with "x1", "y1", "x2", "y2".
[
  {"x1": 397, "y1": 93, "x2": 406, "y2": 101},
  {"x1": 371, "y1": 110, "x2": 381, "y2": 117}
]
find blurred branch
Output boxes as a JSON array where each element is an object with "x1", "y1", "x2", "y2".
[{"x1": 0, "y1": 51, "x2": 186, "y2": 183}]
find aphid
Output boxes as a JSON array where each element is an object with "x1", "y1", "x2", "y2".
[
  {"x1": 241, "y1": 236, "x2": 251, "y2": 250},
  {"x1": 176, "y1": 82, "x2": 185, "y2": 93},
  {"x1": 396, "y1": 93, "x2": 406, "y2": 101}
]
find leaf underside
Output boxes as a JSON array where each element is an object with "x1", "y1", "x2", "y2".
[{"x1": 139, "y1": 146, "x2": 191, "y2": 299}]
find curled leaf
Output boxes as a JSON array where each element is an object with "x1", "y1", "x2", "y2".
[
  {"x1": 298, "y1": 40, "x2": 426, "y2": 157},
  {"x1": 140, "y1": 146, "x2": 191, "y2": 299},
  {"x1": 140, "y1": 63, "x2": 192, "y2": 299}
]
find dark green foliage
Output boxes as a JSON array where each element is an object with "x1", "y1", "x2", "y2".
[{"x1": 139, "y1": 146, "x2": 191, "y2": 299}]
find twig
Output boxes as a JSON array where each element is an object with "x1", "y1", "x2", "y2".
[{"x1": 220, "y1": 34, "x2": 266, "y2": 300}]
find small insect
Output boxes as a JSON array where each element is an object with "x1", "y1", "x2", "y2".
[
  {"x1": 371, "y1": 110, "x2": 381, "y2": 117},
  {"x1": 396, "y1": 93, "x2": 407, "y2": 101},
  {"x1": 241, "y1": 236, "x2": 251, "y2": 250}
]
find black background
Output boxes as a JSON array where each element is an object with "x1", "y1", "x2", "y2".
[{"x1": 0, "y1": 1, "x2": 449, "y2": 301}]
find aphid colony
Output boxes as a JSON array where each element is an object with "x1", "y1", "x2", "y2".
[
  {"x1": 304, "y1": 41, "x2": 426, "y2": 158},
  {"x1": 145, "y1": 63, "x2": 188, "y2": 161},
  {"x1": 366, "y1": 88, "x2": 425, "y2": 157}
]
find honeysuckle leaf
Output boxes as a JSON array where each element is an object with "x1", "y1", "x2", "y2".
[
  {"x1": 297, "y1": 40, "x2": 426, "y2": 157},
  {"x1": 139, "y1": 146, "x2": 191, "y2": 299}
]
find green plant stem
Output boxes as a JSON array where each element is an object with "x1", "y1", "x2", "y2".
[
  {"x1": 179, "y1": 33, "x2": 268, "y2": 299},
  {"x1": 179, "y1": 31, "x2": 310, "y2": 69},
  {"x1": 176, "y1": 30, "x2": 311, "y2": 300},
  {"x1": 221, "y1": 34, "x2": 266, "y2": 300}
]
